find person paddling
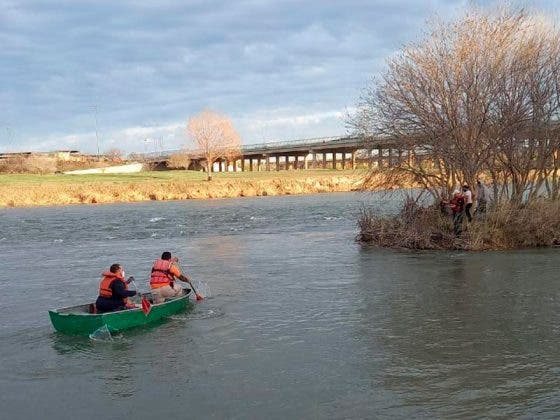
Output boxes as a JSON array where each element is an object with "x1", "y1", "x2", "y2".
[
  {"x1": 95, "y1": 263, "x2": 137, "y2": 313},
  {"x1": 150, "y1": 251, "x2": 195, "y2": 303}
]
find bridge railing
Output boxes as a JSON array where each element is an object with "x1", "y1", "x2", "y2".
[
  {"x1": 242, "y1": 135, "x2": 349, "y2": 152},
  {"x1": 138, "y1": 134, "x2": 369, "y2": 160}
]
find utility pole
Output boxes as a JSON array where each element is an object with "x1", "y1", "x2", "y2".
[{"x1": 92, "y1": 105, "x2": 100, "y2": 158}]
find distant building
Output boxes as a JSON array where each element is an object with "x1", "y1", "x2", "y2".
[
  {"x1": 0, "y1": 150, "x2": 84, "y2": 161},
  {"x1": 48, "y1": 150, "x2": 82, "y2": 161}
]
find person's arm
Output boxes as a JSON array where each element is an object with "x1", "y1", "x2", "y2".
[
  {"x1": 112, "y1": 280, "x2": 137, "y2": 299},
  {"x1": 170, "y1": 264, "x2": 191, "y2": 284}
]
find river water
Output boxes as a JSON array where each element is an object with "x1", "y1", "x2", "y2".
[{"x1": 1, "y1": 192, "x2": 560, "y2": 419}]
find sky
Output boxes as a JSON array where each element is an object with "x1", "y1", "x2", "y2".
[{"x1": 1, "y1": 0, "x2": 559, "y2": 154}]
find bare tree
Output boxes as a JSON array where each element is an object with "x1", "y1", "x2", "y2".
[
  {"x1": 349, "y1": 7, "x2": 560, "y2": 204},
  {"x1": 105, "y1": 148, "x2": 124, "y2": 162},
  {"x1": 187, "y1": 110, "x2": 242, "y2": 181},
  {"x1": 167, "y1": 150, "x2": 191, "y2": 170}
]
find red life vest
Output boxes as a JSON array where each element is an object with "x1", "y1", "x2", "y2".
[
  {"x1": 450, "y1": 195, "x2": 465, "y2": 214},
  {"x1": 150, "y1": 259, "x2": 174, "y2": 288},
  {"x1": 98, "y1": 271, "x2": 127, "y2": 299}
]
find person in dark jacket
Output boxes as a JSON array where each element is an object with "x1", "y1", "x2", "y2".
[
  {"x1": 449, "y1": 190, "x2": 465, "y2": 235},
  {"x1": 95, "y1": 263, "x2": 137, "y2": 313}
]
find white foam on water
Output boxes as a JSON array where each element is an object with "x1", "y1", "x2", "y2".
[
  {"x1": 89, "y1": 325, "x2": 113, "y2": 342},
  {"x1": 149, "y1": 217, "x2": 165, "y2": 222}
]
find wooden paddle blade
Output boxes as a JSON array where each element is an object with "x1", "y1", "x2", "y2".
[{"x1": 141, "y1": 297, "x2": 152, "y2": 315}]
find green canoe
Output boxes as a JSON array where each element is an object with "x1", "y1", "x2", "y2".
[{"x1": 48, "y1": 289, "x2": 192, "y2": 336}]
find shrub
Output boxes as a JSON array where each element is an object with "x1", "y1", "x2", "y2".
[{"x1": 357, "y1": 199, "x2": 560, "y2": 250}]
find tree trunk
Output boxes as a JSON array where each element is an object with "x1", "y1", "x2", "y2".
[{"x1": 206, "y1": 159, "x2": 213, "y2": 181}]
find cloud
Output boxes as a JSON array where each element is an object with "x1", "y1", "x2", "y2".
[{"x1": 1, "y1": 0, "x2": 559, "y2": 152}]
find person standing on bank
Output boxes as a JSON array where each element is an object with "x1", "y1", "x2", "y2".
[
  {"x1": 449, "y1": 190, "x2": 465, "y2": 235},
  {"x1": 462, "y1": 184, "x2": 473, "y2": 222},
  {"x1": 150, "y1": 251, "x2": 193, "y2": 303},
  {"x1": 95, "y1": 264, "x2": 137, "y2": 313},
  {"x1": 476, "y1": 179, "x2": 488, "y2": 214}
]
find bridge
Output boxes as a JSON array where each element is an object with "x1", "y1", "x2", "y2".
[{"x1": 141, "y1": 134, "x2": 405, "y2": 172}]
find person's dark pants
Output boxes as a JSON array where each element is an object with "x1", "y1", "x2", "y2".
[
  {"x1": 453, "y1": 212, "x2": 464, "y2": 235},
  {"x1": 95, "y1": 297, "x2": 126, "y2": 313},
  {"x1": 465, "y1": 203, "x2": 473, "y2": 222}
]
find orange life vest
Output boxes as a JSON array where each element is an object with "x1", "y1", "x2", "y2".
[
  {"x1": 150, "y1": 259, "x2": 174, "y2": 288},
  {"x1": 98, "y1": 271, "x2": 127, "y2": 300}
]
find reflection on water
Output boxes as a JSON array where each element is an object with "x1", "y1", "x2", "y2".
[
  {"x1": 1, "y1": 193, "x2": 559, "y2": 418},
  {"x1": 355, "y1": 249, "x2": 560, "y2": 418}
]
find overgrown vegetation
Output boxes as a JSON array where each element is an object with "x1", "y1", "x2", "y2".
[
  {"x1": 0, "y1": 154, "x2": 125, "y2": 174},
  {"x1": 0, "y1": 155, "x2": 58, "y2": 174},
  {"x1": 0, "y1": 170, "x2": 363, "y2": 207},
  {"x1": 357, "y1": 198, "x2": 560, "y2": 250},
  {"x1": 350, "y1": 7, "x2": 560, "y2": 250}
]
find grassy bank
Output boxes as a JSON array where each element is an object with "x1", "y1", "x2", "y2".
[
  {"x1": 0, "y1": 169, "x2": 366, "y2": 207},
  {"x1": 357, "y1": 199, "x2": 560, "y2": 251}
]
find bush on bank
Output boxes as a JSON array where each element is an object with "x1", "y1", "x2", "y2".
[{"x1": 357, "y1": 199, "x2": 560, "y2": 251}]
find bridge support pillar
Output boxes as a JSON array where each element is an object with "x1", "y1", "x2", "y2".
[
  {"x1": 241, "y1": 158, "x2": 245, "y2": 172},
  {"x1": 378, "y1": 146, "x2": 383, "y2": 168},
  {"x1": 322, "y1": 153, "x2": 327, "y2": 168},
  {"x1": 285, "y1": 155, "x2": 290, "y2": 170},
  {"x1": 275, "y1": 155, "x2": 280, "y2": 171},
  {"x1": 265, "y1": 155, "x2": 270, "y2": 171},
  {"x1": 257, "y1": 157, "x2": 261, "y2": 171},
  {"x1": 249, "y1": 158, "x2": 254, "y2": 172},
  {"x1": 351, "y1": 151, "x2": 356, "y2": 169},
  {"x1": 312, "y1": 152, "x2": 316, "y2": 169},
  {"x1": 332, "y1": 152, "x2": 337, "y2": 170},
  {"x1": 233, "y1": 159, "x2": 237, "y2": 172},
  {"x1": 341, "y1": 152, "x2": 346, "y2": 170},
  {"x1": 409, "y1": 149, "x2": 415, "y2": 166},
  {"x1": 225, "y1": 159, "x2": 229, "y2": 172}
]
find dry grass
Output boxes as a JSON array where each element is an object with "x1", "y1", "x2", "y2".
[
  {"x1": 357, "y1": 199, "x2": 560, "y2": 250},
  {"x1": 467, "y1": 200, "x2": 560, "y2": 250},
  {"x1": 0, "y1": 170, "x2": 365, "y2": 207}
]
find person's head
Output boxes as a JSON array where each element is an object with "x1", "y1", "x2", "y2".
[
  {"x1": 109, "y1": 263, "x2": 122, "y2": 274},
  {"x1": 161, "y1": 251, "x2": 172, "y2": 260}
]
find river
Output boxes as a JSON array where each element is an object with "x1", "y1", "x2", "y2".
[{"x1": 1, "y1": 192, "x2": 559, "y2": 419}]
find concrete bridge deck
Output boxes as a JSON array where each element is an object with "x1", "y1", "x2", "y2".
[{"x1": 141, "y1": 134, "x2": 403, "y2": 171}]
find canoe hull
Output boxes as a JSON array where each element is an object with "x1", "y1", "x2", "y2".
[{"x1": 49, "y1": 293, "x2": 191, "y2": 336}]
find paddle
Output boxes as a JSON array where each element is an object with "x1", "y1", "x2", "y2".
[
  {"x1": 175, "y1": 261, "x2": 203, "y2": 301},
  {"x1": 189, "y1": 279, "x2": 204, "y2": 301},
  {"x1": 130, "y1": 278, "x2": 152, "y2": 315}
]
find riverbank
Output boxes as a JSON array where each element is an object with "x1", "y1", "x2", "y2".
[
  {"x1": 0, "y1": 169, "x2": 368, "y2": 207},
  {"x1": 357, "y1": 199, "x2": 560, "y2": 251}
]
